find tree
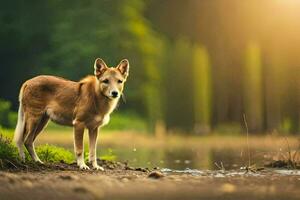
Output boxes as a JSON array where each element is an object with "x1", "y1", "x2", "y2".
[
  {"x1": 163, "y1": 38, "x2": 195, "y2": 131},
  {"x1": 243, "y1": 42, "x2": 263, "y2": 132},
  {"x1": 0, "y1": 0, "x2": 165, "y2": 131},
  {"x1": 193, "y1": 45, "x2": 212, "y2": 134},
  {"x1": 43, "y1": 0, "x2": 165, "y2": 129}
]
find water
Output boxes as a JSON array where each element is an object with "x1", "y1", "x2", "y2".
[
  {"x1": 159, "y1": 168, "x2": 300, "y2": 177},
  {"x1": 98, "y1": 146, "x2": 276, "y2": 170},
  {"x1": 37, "y1": 131, "x2": 298, "y2": 170}
]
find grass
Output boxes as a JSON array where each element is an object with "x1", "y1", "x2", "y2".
[
  {"x1": 0, "y1": 111, "x2": 146, "y2": 168},
  {"x1": 0, "y1": 135, "x2": 20, "y2": 169},
  {"x1": 0, "y1": 127, "x2": 119, "y2": 169},
  {"x1": 0, "y1": 133, "x2": 75, "y2": 170},
  {"x1": 2, "y1": 126, "x2": 299, "y2": 151},
  {"x1": 100, "y1": 148, "x2": 117, "y2": 161},
  {"x1": 264, "y1": 138, "x2": 300, "y2": 169},
  {"x1": 1, "y1": 121, "x2": 299, "y2": 170},
  {"x1": 36, "y1": 144, "x2": 74, "y2": 164}
]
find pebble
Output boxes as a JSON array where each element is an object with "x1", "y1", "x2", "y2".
[
  {"x1": 220, "y1": 183, "x2": 236, "y2": 193},
  {"x1": 121, "y1": 178, "x2": 129, "y2": 182},
  {"x1": 135, "y1": 167, "x2": 148, "y2": 172},
  {"x1": 73, "y1": 186, "x2": 89, "y2": 193},
  {"x1": 59, "y1": 174, "x2": 79, "y2": 181},
  {"x1": 22, "y1": 180, "x2": 33, "y2": 188},
  {"x1": 125, "y1": 166, "x2": 134, "y2": 170},
  {"x1": 148, "y1": 171, "x2": 164, "y2": 179}
]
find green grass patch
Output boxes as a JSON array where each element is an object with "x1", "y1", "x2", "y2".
[
  {"x1": 0, "y1": 135, "x2": 20, "y2": 165},
  {"x1": 0, "y1": 99, "x2": 17, "y2": 129},
  {"x1": 103, "y1": 112, "x2": 147, "y2": 131},
  {"x1": 0, "y1": 132, "x2": 119, "y2": 168},
  {"x1": 0, "y1": 133, "x2": 76, "y2": 169},
  {"x1": 100, "y1": 148, "x2": 117, "y2": 161},
  {"x1": 0, "y1": 127, "x2": 14, "y2": 139},
  {"x1": 36, "y1": 144, "x2": 74, "y2": 164}
]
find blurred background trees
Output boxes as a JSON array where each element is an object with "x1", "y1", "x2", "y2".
[{"x1": 0, "y1": 0, "x2": 299, "y2": 134}]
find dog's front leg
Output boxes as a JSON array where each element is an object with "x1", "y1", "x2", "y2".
[
  {"x1": 88, "y1": 127, "x2": 104, "y2": 171},
  {"x1": 74, "y1": 122, "x2": 89, "y2": 170}
]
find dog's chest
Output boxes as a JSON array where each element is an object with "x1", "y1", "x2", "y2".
[
  {"x1": 88, "y1": 99, "x2": 118, "y2": 128},
  {"x1": 94, "y1": 114, "x2": 110, "y2": 127}
]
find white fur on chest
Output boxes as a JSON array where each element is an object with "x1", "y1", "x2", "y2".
[
  {"x1": 95, "y1": 114, "x2": 110, "y2": 127},
  {"x1": 108, "y1": 99, "x2": 118, "y2": 114},
  {"x1": 96, "y1": 99, "x2": 118, "y2": 127}
]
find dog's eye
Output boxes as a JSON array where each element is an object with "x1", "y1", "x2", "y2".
[
  {"x1": 102, "y1": 79, "x2": 109, "y2": 84},
  {"x1": 117, "y1": 80, "x2": 123, "y2": 84}
]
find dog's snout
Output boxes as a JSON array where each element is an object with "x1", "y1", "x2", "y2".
[{"x1": 111, "y1": 91, "x2": 119, "y2": 98}]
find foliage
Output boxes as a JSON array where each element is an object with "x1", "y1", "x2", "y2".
[
  {"x1": 0, "y1": 132, "x2": 118, "y2": 169},
  {"x1": 0, "y1": 135, "x2": 19, "y2": 162},
  {"x1": 0, "y1": 133, "x2": 75, "y2": 166},
  {"x1": 145, "y1": 0, "x2": 300, "y2": 134},
  {"x1": 0, "y1": 99, "x2": 17, "y2": 128},
  {"x1": 103, "y1": 112, "x2": 147, "y2": 131},
  {"x1": 36, "y1": 144, "x2": 74, "y2": 164},
  {"x1": 47, "y1": 0, "x2": 166, "y2": 131},
  {"x1": 162, "y1": 38, "x2": 213, "y2": 133},
  {"x1": 163, "y1": 38, "x2": 195, "y2": 131},
  {"x1": 0, "y1": 0, "x2": 299, "y2": 134},
  {"x1": 100, "y1": 148, "x2": 117, "y2": 161},
  {"x1": 193, "y1": 45, "x2": 212, "y2": 134},
  {"x1": 0, "y1": 0, "x2": 164, "y2": 131},
  {"x1": 243, "y1": 42, "x2": 263, "y2": 132}
]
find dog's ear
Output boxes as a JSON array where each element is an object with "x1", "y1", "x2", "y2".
[
  {"x1": 94, "y1": 58, "x2": 108, "y2": 78},
  {"x1": 117, "y1": 59, "x2": 129, "y2": 78}
]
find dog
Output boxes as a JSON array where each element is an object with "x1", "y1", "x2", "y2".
[{"x1": 14, "y1": 58, "x2": 129, "y2": 170}]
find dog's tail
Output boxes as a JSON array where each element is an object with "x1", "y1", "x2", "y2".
[{"x1": 14, "y1": 85, "x2": 26, "y2": 146}]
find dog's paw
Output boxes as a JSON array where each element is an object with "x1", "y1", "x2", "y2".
[
  {"x1": 93, "y1": 165, "x2": 104, "y2": 171},
  {"x1": 79, "y1": 163, "x2": 90, "y2": 170}
]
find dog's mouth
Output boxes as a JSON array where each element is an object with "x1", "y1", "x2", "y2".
[
  {"x1": 108, "y1": 95, "x2": 119, "y2": 100},
  {"x1": 102, "y1": 93, "x2": 120, "y2": 100}
]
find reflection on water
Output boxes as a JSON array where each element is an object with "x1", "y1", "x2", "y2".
[
  {"x1": 37, "y1": 131, "x2": 298, "y2": 170},
  {"x1": 98, "y1": 146, "x2": 275, "y2": 170}
]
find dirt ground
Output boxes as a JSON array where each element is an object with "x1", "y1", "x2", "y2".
[{"x1": 0, "y1": 162, "x2": 299, "y2": 200}]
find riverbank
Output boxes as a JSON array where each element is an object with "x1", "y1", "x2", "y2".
[{"x1": 1, "y1": 167, "x2": 300, "y2": 200}]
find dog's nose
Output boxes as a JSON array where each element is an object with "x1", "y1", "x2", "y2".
[{"x1": 111, "y1": 91, "x2": 119, "y2": 98}]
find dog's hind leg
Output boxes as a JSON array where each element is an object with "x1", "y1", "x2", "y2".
[
  {"x1": 14, "y1": 102, "x2": 26, "y2": 162},
  {"x1": 24, "y1": 114, "x2": 49, "y2": 163},
  {"x1": 33, "y1": 114, "x2": 49, "y2": 142}
]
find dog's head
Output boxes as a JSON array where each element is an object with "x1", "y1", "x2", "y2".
[{"x1": 94, "y1": 58, "x2": 129, "y2": 100}]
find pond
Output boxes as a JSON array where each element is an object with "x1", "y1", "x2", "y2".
[
  {"x1": 37, "y1": 130, "x2": 299, "y2": 170},
  {"x1": 98, "y1": 146, "x2": 281, "y2": 170}
]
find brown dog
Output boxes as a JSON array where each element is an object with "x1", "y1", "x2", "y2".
[{"x1": 14, "y1": 58, "x2": 129, "y2": 170}]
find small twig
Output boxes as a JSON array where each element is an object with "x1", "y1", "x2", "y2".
[
  {"x1": 4, "y1": 159, "x2": 18, "y2": 169},
  {"x1": 220, "y1": 162, "x2": 225, "y2": 171},
  {"x1": 292, "y1": 145, "x2": 299, "y2": 163},
  {"x1": 214, "y1": 162, "x2": 225, "y2": 171},
  {"x1": 214, "y1": 162, "x2": 220, "y2": 169},
  {"x1": 285, "y1": 137, "x2": 292, "y2": 161},
  {"x1": 243, "y1": 114, "x2": 251, "y2": 167},
  {"x1": 284, "y1": 137, "x2": 296, "y2": 168}
]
